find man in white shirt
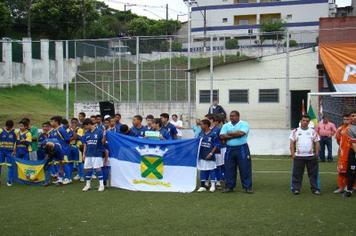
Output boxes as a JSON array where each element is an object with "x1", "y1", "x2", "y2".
[
  {"x1": 170, "y1": 114, "x2": 183, "y2": 138},
  {"x1": 290, "y1": 115, "x2": 320, "y2": 195}
]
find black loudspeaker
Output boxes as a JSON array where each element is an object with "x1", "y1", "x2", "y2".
[{"x1": 99, "y1": 101, "x2": 115, "y2": 117}]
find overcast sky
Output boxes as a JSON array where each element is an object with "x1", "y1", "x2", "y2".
[{"x1": 103, "y1": 0, "x2": 352, "y2": 21}]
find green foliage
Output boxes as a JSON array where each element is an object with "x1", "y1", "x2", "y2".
[
  {"x1": 225, "y1": 38, "x2": 239, "y2": 49},
  {"x1": 284, "y1": 39, "x2": 298, "y2": 47},
  {"x1": 1, "y1": 0, "x2": 181, "y2": 40},
  {"x1": 172, "y1": 40, "x2": 182, "y2": 52},
  {"x1": 260, "y1": 19, "x2": 285, "y2": 43},
  {"x1": 0, "y1": 2, "x2": 12, "y2": 37}
]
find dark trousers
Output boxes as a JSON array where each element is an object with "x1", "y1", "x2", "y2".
[
  {"x1": 224, "y1": 144, "x2": 252, "y2": 190},
  {"x1": 291, "y1": 157, "x2": 319, "y2": 191},
  {"x1": 346, "y1": 149, "x2": 356, "y2": 192},
  {"x1": 319, "y1": 136, "x2": 332, "y2": 161}
]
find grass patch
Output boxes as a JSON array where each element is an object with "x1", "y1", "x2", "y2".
[
  {"x1": 0, "y1": 158, "x2": 354, "y2": 235},
  {"x1": 0, "y1": 85, "x2": 74, "y2": 127}
]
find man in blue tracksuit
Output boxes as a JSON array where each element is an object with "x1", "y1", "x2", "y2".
[{"x1": 220, "y1": 110, "x2": 252, "y2": 193}]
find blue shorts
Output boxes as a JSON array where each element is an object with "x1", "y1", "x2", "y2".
[
  {"x1": 0, "y1": 150, "x2": 14, "y2": 166},
  {"x1": 69, "y1": 146, "x2": 80, "y2": 162}
]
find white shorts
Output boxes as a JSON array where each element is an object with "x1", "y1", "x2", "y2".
[
  {"x1": 84, "y1": 157, "x2": 104, "y2": 169},
  {"x1": 197, "y1": 159, "x2": 217, "y2": 171},
  {"x1": 216, "y1": 147, "x2": 226, "y2": 166}
]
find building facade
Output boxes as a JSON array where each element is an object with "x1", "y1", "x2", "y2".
[{"x1": 190, "y1": 0, "x2": 335, "y2": 46}]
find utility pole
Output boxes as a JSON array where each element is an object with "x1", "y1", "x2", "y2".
[
  {"x1": 166, "y1": 4, "x2": 169, "y2": 35},
  {"x1": 203, "y1": 8, "x2": 207, "y2": 52},
  {"x1": 124, "y1": 4, "x2": 127, "y2": 11},
  {"x1": 27, "y1": 0, "x2": 32, "y2": 38}
]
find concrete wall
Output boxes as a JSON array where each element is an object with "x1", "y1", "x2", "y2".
[
  {"x1": 74, "y1": 102, "x2": 196, "y2": 127},
  {"x1": 0, "y1": 39, "x2": 77, "y2": 88},
  {"x1": 195, "y1": 47, "x2": 319, "y2": 129}
]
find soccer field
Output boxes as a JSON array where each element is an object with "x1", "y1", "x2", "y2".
[{"x1": 0, "y1": 157, "x2": 355, "y2": 236}]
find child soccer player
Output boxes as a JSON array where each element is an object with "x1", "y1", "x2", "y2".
[
  {"x1": 212, "y1": 115, "x2": 225, "y2": 188},
  {"x1": 15, "y1": 120, "x2": 32, "y2": 160},
  {"x1": 148, "y1": 118, "x2": 172, "y2": 140},
  {"x1": 70, "y1": 118, "x2": 85, "y2": 182},
  {"x1": 82, "y1": 118, "x2": 106, "y2": 192},
  {"x1": 48, "y1": 116, "x2": 71, "y2": 184},
  {"x1": 107, "y1": 117, "x2": 119, "y2": 133},
  {"x1": 334, "y1": 114, "x2": 351, "y2": 193},
  {"x1": 43, "y1": 139, "x2": 64, "y2": 186},
  {"x1": 96, "y1": 115, "x2": 105, "y2": 131},
  {"x1": 131, "y1": 115, "x2": 147, "y2": 138},
  {"x1": 160, "y1": 113, "x2": 178, "y2": 139},
  {"x1": 145, "y1": 115, "x2": 154, "y2": 131},
  {"x1": 0, "y1": 120, "x2": 17, "y2": 186},
  {"x1": 37, "y1": 122, "x2": 51, "y2": 161},
  {"x1": 197, "y1": 119, "x2": 219, "y2": 192},
  {"x1": 119, "y1": 125, "x2": 135, "y2": 136}
]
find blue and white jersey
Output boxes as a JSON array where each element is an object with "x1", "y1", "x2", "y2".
[
  {"x1": 159, "y1": 128, "x2": 172, "y2": 140},
  {"x1": 198, "y1": 130, "x2": 219, "y2": 161},
  {"x1": 84, "y1": 128, "x2": 104, "y2": 157},
  {"x1": 43, "y1": 138, "x2": 64, "y2": 161},
  {"x1": 115, "y1": 122, "x2": 122, "y2": 131},
  {"x1": 107, "y1": 127, "x2": 120, "y2": 133},
  {"x1": 162, "y1": 122, "x2": 178, "y2": 139},
  {"x1": 131, "y1": 126, "x2": 148, "y2": 138},
  {"x1": 96, "y1": 123, "x2": 106, "y2": 131},
  {"x1": 211, "y1": 126, "x2": 223, "y2": 151},
  {"x1": 48, "y1": 126, "x2": 71, "y2": 155}
]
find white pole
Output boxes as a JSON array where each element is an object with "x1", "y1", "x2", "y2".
[
  {"x1": 285, "y1": 30, "x2": 290, "y2": 129},
  {"x1": 119, "y1": 40, "x2": 122, "y2": 102},
  {"x1": 210, "y1": 36, "x2": 214, "y2": 104},
  {"x1": 136, "y1": 36, "x2": 140, "y2": 114},
  {"x1": 169, "y1": 37, "x2": 172, "y2": 102},
  {"x1": 66, "y1": 40, "x2": 70, "y2": 120},
  {"x1": 94, "y1": 46, "x2": 97, "y2": 101},
  {"x1": 187, "y1": 4, "x2": 192, "y2": 126}
]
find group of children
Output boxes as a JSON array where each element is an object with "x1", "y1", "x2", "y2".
[{"x1": 0, "y1": 112, "x2": 182, "y2": 192}]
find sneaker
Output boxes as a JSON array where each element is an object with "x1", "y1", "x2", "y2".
[
  {"x1": 292, "y1": 190, "x2": 300, "y2": 195},
  {"x1": 245, "y1": 189, "x2": 254, "y2": 194},
  {"x1": 343, "y1": 191, "x2": 352, "y2": 198},
  {"x1": 222, "y1": 188, "x2": 233, "y2": 193},
  {"x1": 210, "y1": 185, "x2": 216, "y2": 192},
  {"x1": 53, "y1": 178, "x2": 63, "y2": 184},
  {"x1": 73, "y1": 175, "x2": 80, "y2": 181},
  {"x1": 333, "y1": 188, "x2": 344, "y2": 194},
  {"x1": 79, "y1": 177, "x2": 85, "y2": 182},
  {"x1": 6, "y1": 182, "x2": 12, "y2": 187},
  {"x1": 216, "y1": 181, "x2": 222, "y2": 189},
  {"x1": 82, "y1": 185, "x2": 91, "y2": 192},
  {"x1": 91, "y1": 174, "x2": 97, "y2": 179},
  {"x1": 62, "y1": 178, "x2": 72, "y2": 185},
  {"x1": 312, "y1": 190, "x2": 321, "y2": 195},
  {"x1": 98, "y1": 185, "x2": 105, "y2": 192},
  {"x1": 197, "y1": 187, "x2": 207, "y2": 192}
]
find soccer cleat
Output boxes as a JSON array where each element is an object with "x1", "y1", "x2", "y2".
[
  {"x1": 73, "y1": 175, "x2": 80, "y2": 181},
  {"x1": 312, "y1": 190, "x2": 321, "y2": 196},
  {"x1": 245, "y1": 189, "x2": 254, "y2": 194},
  {"x1": 343, "y1": 191, "x2": 352, "y2": 198},
  {"x1": 292, "y1": 190, "x2": 300, "y2": 195},
  {"x1": 197, "y1": 187, "x2": 207, "y2": 192},
  {"x1": 92, "y1": 174, "x2": 97, "y2": 179},
  {"x1": 333, "y1": 188, "x2": 344, "y2": 194},
  {"x1": 98, "y1": 185, "x2": 105, "y2": 192},
  {"x1": 222, "y1": 188, "x2": 233, "y2": 193},
  {"x1": 6, "y1": 182, "x2": 12, "y2": 187},
  {"x1": 82, "y1": 185, "x2": 91, "y2": 192},
  {"x1": 62, "y1": 178, "x2": 72, "y2": 185},
  {"x1": 53, "y1": 178, "x2": 63, "y2": 184},
  {"x1": 79, "y1": 177, "x2": 85, "y2": 182},
  {"x1": 210, "y1": 185, "x2": 216, "y2": 193}
]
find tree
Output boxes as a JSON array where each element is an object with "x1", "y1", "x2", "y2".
[
  {"x1": 225, "y1": 38, "x2": 238, "y2": 49},
  {"x1": 172, "y1": 40, "x2": 182, "y2": 52},
  {"x1": 260, "y1": 19, "x2": 285, "y2": 43},
  {"x1": 128, "y1": 17, "x2": 150, "y2": 36},
  {"x1": 0, "y1": 2, "x2": 11, "y2": 37}
]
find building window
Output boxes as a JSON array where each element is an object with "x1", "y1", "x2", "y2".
[
  {"x1": 229, "y1": 90, "x2": 249, "y2": 103},
  {"x1": 286, "y1": 14, "x2": 292, "y2": 20},
  {"x1": 248, "y1": 29, "x2": 253, "y2": 35},
  {"x1": 259, "y1": 89, "x2": 279, "y2": 103},
  {"x1": 239, "y1": 19, "x2": 249, "y2": 25},
  {"x1": 222, "y1": 18, "x2": 228, "y2": 23},
  {"x1": 199, "y1": 90, "x2": 219, "y2": 104}
]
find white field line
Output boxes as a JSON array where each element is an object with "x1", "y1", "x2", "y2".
[{"x1": 254, "y1": 170, "x2": 336, "y2": 174}]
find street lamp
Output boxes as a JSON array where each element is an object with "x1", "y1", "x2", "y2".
[{"x1": 183, "y1": 0, "x2": 197, "y2": 127}]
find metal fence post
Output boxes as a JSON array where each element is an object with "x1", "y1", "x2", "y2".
[
  {"x1": 66, "y1": 40, "x2": 69, "y2": 120},
  {"x1": 286, "y1": 30, "x2": 290, "y2": 129},
  {"x1": 210, "y1": 36, "x2": 214, "y2": 105},
  {"x1": 169, "y1": 37, "x2": 172, "y2": 102},
  {"x1": 136, "y1": 36, "x2": 140, "y2": 114},
  {"x1": 94, "y1": 46, "x2": 97, "y2": 101}
]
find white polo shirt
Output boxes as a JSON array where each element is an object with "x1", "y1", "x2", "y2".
[{"x1": 290, "y1": 127, "x2": 320, "y2": 157}]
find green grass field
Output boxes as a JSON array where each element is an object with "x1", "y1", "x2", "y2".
[
  {"x1": 0, "y1": 85, "x2": 74, "y2": 127},
  {"x1": 0, "y1": 157, "x2": 355, "y2": 235}
]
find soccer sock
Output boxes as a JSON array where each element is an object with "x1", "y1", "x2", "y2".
[
  {"x1": 78, "y1": 163, "x2": 84, "y2": 178},
  {"x1": 210, "y1": 169, "x2": 217, "y2": 183},
  {"x1": 64, "y1": 163, "x2": 72, "y2": 180},
  {"x1": 200, "y1": 171, "x2": 209, "y2": 187},
  {"x1": 215, "y1": 167, "x2": 222, "y2": 181},
  {"x1": 96, "y1": 169, "x2": 104, "y2": 181},
  {"x1": 85, "y1": 169, "x2": 93, "y2": 181},
  {"x1": 7, "y1": 165, "x2": 14, "y2": 183}
]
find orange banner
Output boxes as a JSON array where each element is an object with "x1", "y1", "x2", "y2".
[{"x1": 319, "y1": 43, "x2": 356, "y2": 92}]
